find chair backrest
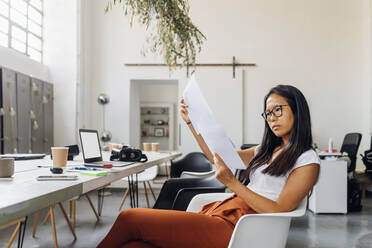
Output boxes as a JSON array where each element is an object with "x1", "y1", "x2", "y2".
[
  {"x1": 170, "y1": 152, "x2": 213, "y2": 178},
  {"x1": 340, "y1": 133, "x2": 362, "y2": 173}
]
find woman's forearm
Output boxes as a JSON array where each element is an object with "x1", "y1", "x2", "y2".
[
  {"x1": 186, "y1": 123, "x2": 214, "y2": 164},
  {"x1": 226, "y1": 178, "x2": 284, "y2": 213}
]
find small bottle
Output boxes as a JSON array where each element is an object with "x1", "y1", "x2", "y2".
[{"x1": 328, "y1": 138, "x2": 333, "y2": 153}]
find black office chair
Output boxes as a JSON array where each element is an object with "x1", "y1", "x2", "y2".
[
  {"x1": 170, "y1": 152, "x2": 213, "y2": 178},
  {"x1": 240, "y1": 144, "x2": 258, "y2": 150},
  {"x1": 341, "y1": 133, "x2": 362, "y2": 173},
  {"x1": 152, "y1": 177, "x2": 225, "y2": 211},
  {"x1": 153, "y1": 152, "x2": 225, "y2": 211}
]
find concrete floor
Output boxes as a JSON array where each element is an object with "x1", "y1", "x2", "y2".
[{"x1": 1, "y1": 189, "x2": 372, "y2": 248}]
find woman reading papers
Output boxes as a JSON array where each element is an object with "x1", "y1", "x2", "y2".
[{"x1": 97, "y1": 85, "x2": 320, "y2": 248}]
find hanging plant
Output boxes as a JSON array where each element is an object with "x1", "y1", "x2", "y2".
[{"x1": 105, "y1": 0, "x2": 206, "y2": 69}]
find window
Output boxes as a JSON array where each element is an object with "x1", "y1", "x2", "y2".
[{"x1": 0, "y1": 0, "x2": 43, "y2": 62}]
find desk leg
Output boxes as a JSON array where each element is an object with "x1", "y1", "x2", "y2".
[
  {"x1": 17, "y1": 216, "x2": 27, "y2": 248},
  {"x1": 85, "y1": 194, "x2": 99, "y2": 221},
  {"x1": 129, "y1": 174, "x2": 135, "y2": 208},
  {"x1": 49, "y1": 206, "x2": 58, "y2": 248},
  {"x1": 127, "y1": 174, "x2": 139, "y2": 208},
  {"x1": 136, "y1": 173, "x2": 139, "y2": 208},
  {"x1": 58, "y1": 203, "x2": 77, "y2": 240},
  {"x1": 32, "y1": 211, "x2": 39, "y2": 238},
  {"x1": 97, "y1": 188, "x2": 105, "y2": 216}
]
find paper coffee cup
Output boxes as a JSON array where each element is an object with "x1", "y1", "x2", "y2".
[
  {"x1": 0, "y1": 158, "x2": 14, "y2": 178},
  {"x1": 109, "y1": 143, "x2": 123, "y2": 152},
  {"x1": 143, "y1": 143, "x2": 151, "y2": 152},
  {"x1": 151, "y1": 143, "x2": 159, "y2": 152},
  {"x1": 51, "y1": 147, "x2": 69, "y2": 168}
]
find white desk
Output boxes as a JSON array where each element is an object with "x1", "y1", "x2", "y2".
[
  {"x1": 308, "y1": 159, "x2": 347, "y2": 214},
  {"x1": 0, "y1": 151, "x2": 181, "y2": 227}
]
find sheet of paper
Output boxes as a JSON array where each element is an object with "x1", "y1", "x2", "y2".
[
  {"x1": 202, "y1": 124, "x2": 245, "y2": 170},
  {"x1": 182, "y1": 75, "x2": 246, "y2": 170},
  {"x1": 182, "y1": 75, "x2": 215, "y2": 134}
]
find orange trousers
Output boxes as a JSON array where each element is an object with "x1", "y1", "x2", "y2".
[{"x1": 96, "y1": 208, "x2": 234, "y2": 248}]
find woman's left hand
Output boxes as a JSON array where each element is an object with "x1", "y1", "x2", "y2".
[{"x1": 214, "y1": 152, "x2": 236, "y2": 187}]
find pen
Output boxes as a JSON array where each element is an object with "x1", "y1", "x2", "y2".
[
  {"x1": 37, "y1": 165, "x2": 52, "y2": 168},
  {"x1": 73, "y1": 167, "x2": 101, "y2": 171}
]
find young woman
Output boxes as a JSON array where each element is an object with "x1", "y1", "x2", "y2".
[{"x1": 97, "y1": 85, "x2": 320, "y2": 248}]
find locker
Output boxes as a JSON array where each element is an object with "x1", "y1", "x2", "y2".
[
  {"x1": 1, "y1": 68, "x2": 18, "y2": 154},
  {"x1": 31, "y1": 78, "x2": 44, "y2": 153},
  {"x1": 43, "y1": 82, "x2": 53, "y2": 153},
  {"x1": 16, "y1": 73, "x2": 31, "y2": 153},
  {"x1": 0, "y1": 69, "x2": 2, "y2": 154}
]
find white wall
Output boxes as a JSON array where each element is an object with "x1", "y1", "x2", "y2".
[
  {"x1": 44, "y1": 0, "x2": 78, "y2": 146},
  {"x1": 0, "y1": 46, "x2": 49, "y2": 81},
  {"x1": 81, "y1": 0, "x2": 371, "y2": 169}
]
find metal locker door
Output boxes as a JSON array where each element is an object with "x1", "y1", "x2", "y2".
[
  {"x1": 31, "y1": 78, "x2": 44, "y2": 153},
  {"x1": 1, "y1": 68, "x2": 18, "y2": 154},
  {"x1": 16, "y1": 73, "x2": 31, "y2": 153},
  {"x1": 43, "y1": 82, "x2": 53, "y2": 153}
]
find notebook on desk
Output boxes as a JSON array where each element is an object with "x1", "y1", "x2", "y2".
[{"x1": 79, "y1": 129, "x2": 134, "y2": 168}]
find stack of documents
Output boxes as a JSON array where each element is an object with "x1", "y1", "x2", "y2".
[{"x1": 183, "y1": 75, "x2": 245, "y2": 171}]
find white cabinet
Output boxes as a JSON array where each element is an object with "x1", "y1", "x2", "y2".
[
  {"x1": 140, "y1": 103, "x2": 174, "y2": 151},
  {"x1": 309, "y1": 159, "x2": 348, "y2": 214}
]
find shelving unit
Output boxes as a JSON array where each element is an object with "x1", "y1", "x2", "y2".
[{"x1": 140, "y1": 103, "x2": 174, "y2": 150}]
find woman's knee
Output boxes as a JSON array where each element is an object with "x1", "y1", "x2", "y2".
[{"x1": 118, "y1": 208, "x2": 152, "y2": 225}]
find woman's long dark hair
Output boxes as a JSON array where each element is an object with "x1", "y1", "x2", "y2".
[{"x1": 245, "y1": 85, "x2": 313, "y2": 179}]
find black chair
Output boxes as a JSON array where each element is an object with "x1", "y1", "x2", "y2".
[
  {"x1": 152, "y1": 177, "x2": 225, "y2": 211},
  {"x1": 341, "y1": 133, "x2": 362, "y2": 173},
  {"x1": 170, "y1": 152, "x2": 213, "y2": 178},
  {"x1": 152, "y1": 152, "x2": 225, "y2": 211},
  {"x1": 240, "y1": 144, "x2": 258, "y2": 150}
]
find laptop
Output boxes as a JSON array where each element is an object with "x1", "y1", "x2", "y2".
[{"x1": 79, "y1": 129, "x2": 134, "y2": 167}]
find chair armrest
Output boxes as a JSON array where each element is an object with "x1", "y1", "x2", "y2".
[
  {"x1": 180, "y1": 170, "x2": 215, "y2": 178},
  {"x1": 186, "y1": 193, "x2": 234, "y2": 213},
  {"x1": 172, "y1": 187, "x2": 226, "y2": 211},
  {"x1": 228, "y1": 215, "x2": 292, "y2": 248},
  {"x1": 227, "y1": 197, "x2": 307, "y2": 248}
]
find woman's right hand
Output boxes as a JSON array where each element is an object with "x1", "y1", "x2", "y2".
[{"x1": 180, "y1": 97, "x2": 191, "y2": 124}]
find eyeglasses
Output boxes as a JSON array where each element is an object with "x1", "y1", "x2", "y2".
[{"x1": 261, "y1": 105, "x2": 288, "y2": 121}]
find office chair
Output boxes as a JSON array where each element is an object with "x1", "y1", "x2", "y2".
[
  {"x1": 340, "y1": 133, "x2": 362, "y2": 173},
  {"x1": 153, "y1": 176, "x2": 226, "y2": 211},
  {"x1": 170, "y1": 152, "x2": 213, "y2": 178},
  {"x1": 187, "y1": 193, "x2": 307, "y2": 248}
]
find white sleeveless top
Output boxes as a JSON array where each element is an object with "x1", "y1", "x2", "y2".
[{"x1": 247, "y1": 147, "x2": 320, "y2": 201}]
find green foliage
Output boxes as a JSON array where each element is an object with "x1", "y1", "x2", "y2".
[{"x1": 105, "y1": 0, "x2": 206, "y2": 69}]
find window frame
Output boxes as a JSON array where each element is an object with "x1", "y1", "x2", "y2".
[{"x1": 0, "y1": 0, "x2": 43, "y2": 63}]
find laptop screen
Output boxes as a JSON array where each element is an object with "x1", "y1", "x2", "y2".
[{"x1": 80, "y1": 130, "x2": 102, "y2": 161}]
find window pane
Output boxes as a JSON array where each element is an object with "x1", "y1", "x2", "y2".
[
  {"x1": 28, "y1": 20, "x2": 41, "y2": 36},
  {"x1": 11, "y1": 38, "x2": 25, "y2": 52},
  {"x1": 11, "y1": 25, "x2": 25, "y2": 42},
  {"x1": 29, "y1": 0, "x2": 41, "y2": 11},
  {"x1": 28, "y1": 6, "x2": 41, "y2": 24},
  {"x1": 11, "y1": 0, "x2": 27, "y2": 15},
  {"x1": 28, "y1": 47, "x2": 41, "y2": 62},
  {"x1": 0, "y1": 32, "x2": 7, "y2": 47},
  {"x1": 28, "y1": 33, "x2": 41, "y2": 50},
  {"x1": 0, "y1": 1, "x2": 9, "y2": 17},
  {"x1": 10, "y1": 8, "x2": 27, "y2": 27},
  {"x1": 0, "y1": 16, "x2": 8, "y2": 34}
]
